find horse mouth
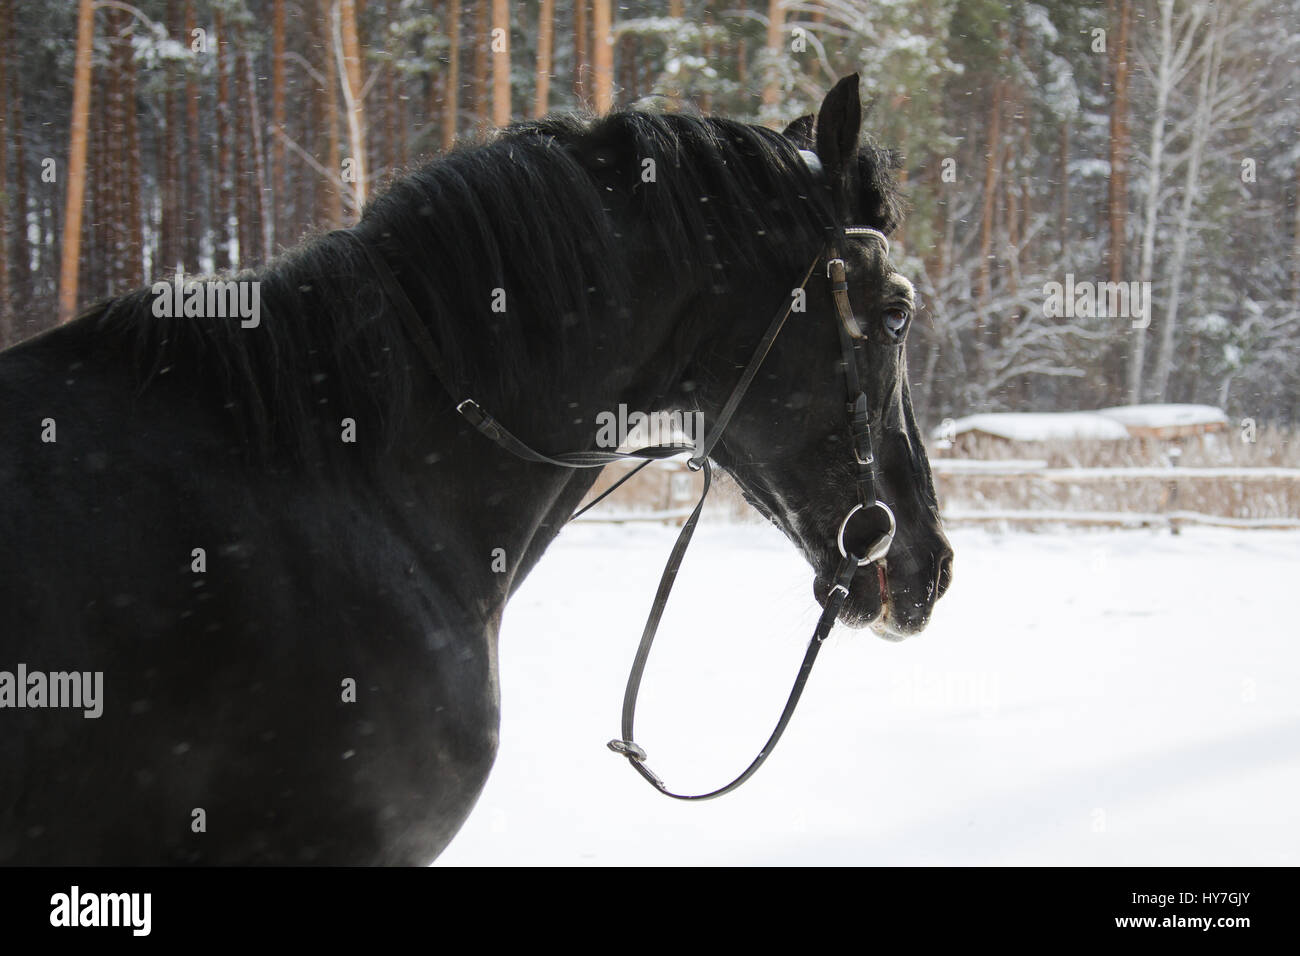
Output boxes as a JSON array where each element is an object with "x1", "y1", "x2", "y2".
[
  {"x1": 813, "y1": 562, "x2": 887, "y2": 633},
  {"x1": 813, "y1": 561, "x2": 931, "y2": 640}
]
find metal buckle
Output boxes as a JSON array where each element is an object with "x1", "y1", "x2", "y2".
[
  {"x1": 607, "y1": 739, "x2": 648, "y2": 761},
  {"x1": 837, "y1": 501, "x2": 895, "y2": 566},
  {"x1": 826, "y1": 257, "x2": 845, "y2": 279}
]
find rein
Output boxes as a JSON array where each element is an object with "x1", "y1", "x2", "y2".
[{"x1": 335, "y1": 216, "x2": 896, "y2": 801}]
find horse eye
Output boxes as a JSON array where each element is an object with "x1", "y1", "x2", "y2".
[{"x1": 883, "y1": 307, "x2": 909, "y2": 339}]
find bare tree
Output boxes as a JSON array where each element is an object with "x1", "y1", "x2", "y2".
[
  {"x1": 1106, "y1": 0, "x2": 1133, "y2": 288},
  {"x1": 333, "y1": 0, "x2": 368, "y2": 214},
  {"x1": 1150, "y1": 2, "x2": 1224, "y2": 400},
  {"x1": 1127, "y1": 0, "x2": 1206, "y2": 403}
]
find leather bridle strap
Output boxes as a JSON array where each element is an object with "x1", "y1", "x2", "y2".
[
  {"x1": 685, "y1": 253, "x2": 822, "y2": 471},
  {"x1": 609, "y1": 233, "x2": 889, "y2": 800},
  {"x1": 611, "y1": 515, "x2": 863, "y2": 799},
  {"x1": 341, "y1": 221, "x2": 895, "y2": 801}
]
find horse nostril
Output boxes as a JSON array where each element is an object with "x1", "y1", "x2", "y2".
[{"x1": 935, "y1": 551, "x2": 954, "y2": 600}]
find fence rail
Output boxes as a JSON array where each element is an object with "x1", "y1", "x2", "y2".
[
  {"x1": 573, "y1": 459, "x2": 1300, "y2": 530},
  {"x1": 930, "y1": 460, "x2": 1300, "y2": 481},
  {"x1": 940, "y1": 508, "x2": 1300, "y2": 530}
]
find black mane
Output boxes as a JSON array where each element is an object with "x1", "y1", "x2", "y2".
[{"x1": 86, "y1": 108, "x2": 903, "y2": 466}]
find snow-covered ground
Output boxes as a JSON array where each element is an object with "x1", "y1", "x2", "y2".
[{"x1": 437, "y1": 521, "x2": 1300, "y2": 866}]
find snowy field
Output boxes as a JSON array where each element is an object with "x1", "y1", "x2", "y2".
[{"x1": 437, "y1": 521, "x2": 1300, "y2": 866}]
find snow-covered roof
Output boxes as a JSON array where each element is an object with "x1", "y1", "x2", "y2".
[
  {"x1": 934, "y1": 405, "x2": 1231, "y2": 443},
  {"x1": 936, "y1": 412, "x2": 1131, "y2": 442},
  {"x1": 1095, "y1": 404, "x2": 1229, "y2": 429}
]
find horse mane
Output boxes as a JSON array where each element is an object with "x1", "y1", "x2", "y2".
[{"x1": 86, "y1": 108, "x2": 903, "y2": 467}]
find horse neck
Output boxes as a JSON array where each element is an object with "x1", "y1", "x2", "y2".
[{"x1": 399, "y1": 234, "x2": 702, "y2": 621}]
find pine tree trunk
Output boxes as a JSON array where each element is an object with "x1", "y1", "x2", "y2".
[
  {"x1": 443, "y1": 0, "x2": 461, "y2": 151},
  {"x1": 105, "y1": 8, "x2": 122, "y2": 290},
  {"x1": 86, "y1": 76, "x2": 104, "y2": 299},
  {"x1": 319, "y1": 0, "x2": 343, "y2": 227},
  {"x1": 591, "y1": 0, "x2": 612, "y2": 113},
  {"x1": 491, "y1": 0, "x2": 510, "y2": 127},
  {"x1": 214, "y1": 11, "x2": 234, "y2": 270},
  {"x1": 761, "y1": 0, "x2": 784, "y2": 125},
  {"x1": 700, "y1": 9, "x2": 713, "y2": 113},
  {"x1": 385, "y1": 0, "x2": 399, "y2": 170},
  {"x1": 234, "y1": 37, "x2": 253, "y2": 267},
  {"x1": 184, "y1": 0, "x2": 201, "y2": 270},
  {"x1": 472, "y1": 0, "x2": 488, "y2": 133},
  {"x1": 534, "y1": 0, "x2": 553, "y2": 118},
  {"x1": 8, "y1": 2, "x2": 29, "y2": 321},
  {"x1": 57, "y1": 0, "x2": 95, "y2": 323},
  {"x1": 244, "y1": 51, "x2": 271, "y2": 263},
  {"x1": 271, "y1": 0, "x2": 286, "y2": 248},
  {"x1": 122, "y1": 16, "x2": 141, "y2": 286},
  {"x1": 574, "y1": 0, "x2": 587, "y2": 105},
  {"x1": 336, "y1": 0, "x2": 368, "y2": 214},
  {"x1": 1106, "y1": 0, "x2": 1132, "y2": 286},
  {"x1": 157, "y1": 0, "x2": 176, "y2": 274}
]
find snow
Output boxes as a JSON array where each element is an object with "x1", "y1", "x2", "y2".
[
  {"x1": 937, "y1": 412, "x2": 1131, "y2": 442},
  {"x1": 437, "y1": 521, "x2": 1300, "y2": 865},
  {"x1": 934, "y1": 405, "x2": 1232, "y2": 442},
  {"x1": 1096, "y1": 404, "x2": 1229, "y2": 429}
]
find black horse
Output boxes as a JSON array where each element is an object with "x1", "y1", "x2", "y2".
[{"x1": 0, "y1": 75, "x2": 951, "y2": 864}]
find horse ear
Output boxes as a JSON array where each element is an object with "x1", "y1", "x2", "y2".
[
  {"x1": 781, "y1": 115, "x2": 815, "y2": 149},
  {"x1": 815, "y1": 75, "x2": 863, "y2": 206}
]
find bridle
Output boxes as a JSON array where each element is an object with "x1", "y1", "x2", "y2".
[{"x1": 334, "y1": 200, "x2": 898, "y2": 801}]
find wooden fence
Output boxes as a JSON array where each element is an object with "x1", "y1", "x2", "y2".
[{"x1": 573, "y1": 457, "x2": 1300, "y2": 531}]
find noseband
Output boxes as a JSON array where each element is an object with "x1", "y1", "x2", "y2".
[{"x1": 336, "y1": 218, "x2": 897, "y2": 801}]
